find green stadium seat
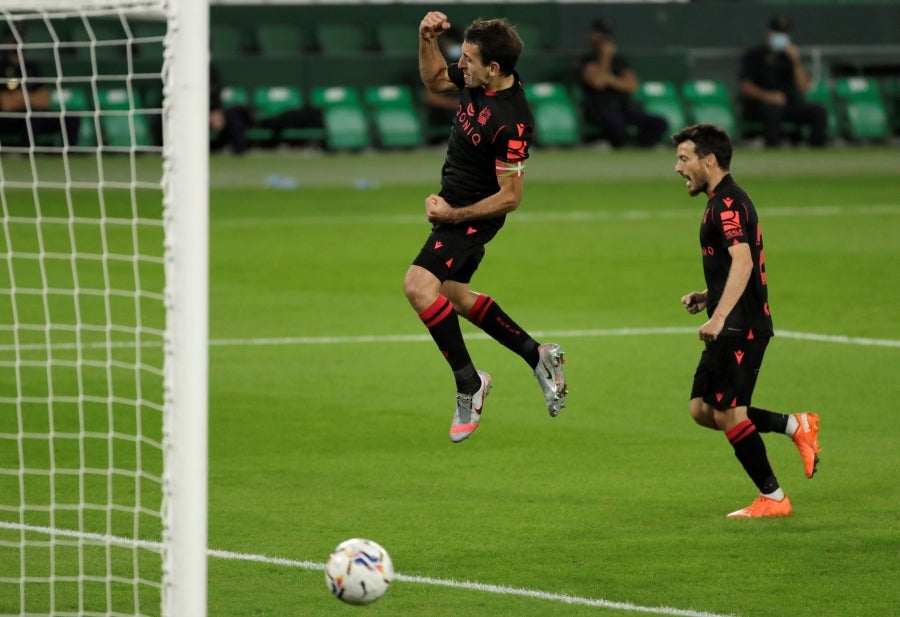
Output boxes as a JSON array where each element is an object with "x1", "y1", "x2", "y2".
[
  {"x1": 681, "y1": 79, "x2": 738, "y2": 136},
  {"x1": 256, "y1": 24, "x2": 307, "y2": 57},
  {"x1": 47, "y1": 87, "x2": 96, "y2": 147},
  {"x1": 310, "y1": 85, "x2": 370, "y2": 150},
  {"x1": 883, "y1": 77, "x2": 900, "y2": 134},
  {"x1": 247, "y1": 86, "x2": 325, "y2": 145},
  {"x1": 210, "y1": 23, "x2": 245, "y2": 58},
  {"x1": 514, "y1": 22, "x2": 543, "y2": 56},
  {"x1": 316, "y1": 24, "x2": 368, "y2": 55},
  {"x1": 804, "y1": 79, "x2": 839, "y2": 138},
  {"x1": 634, "y1": 80, "x2": 687, "y2": 134},
  {"x1": 834, "y1": 77, "x2": 890, "y2": 140},
  {"x1": 376, "y1": 24, "x2": 412, "y2": 55},
  {"x1": 221, "y1": 85, "x2": 250, "y2": 108},
  {"x1": 16, "y1": 19, "x2": 59, "y2": 62},
  {"x1": 96, "y1": 87, "x2": 152, "y2": 147},
  {"x1": 131, "y1": 20, "x2": 166, "y2": 60},
  {"x1": 364, "y1": 85, "x2": 423, "y2": 148},
  {"x1": 523, "y1": 82, "x2": 580, "y2": 147},
  {"x1": 68, "y1": 20, "x2": 127, "y2": 59}
]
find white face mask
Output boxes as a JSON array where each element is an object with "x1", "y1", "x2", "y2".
[{"x1": 769, "y1": 32, "x2": 790, "y2": 51}]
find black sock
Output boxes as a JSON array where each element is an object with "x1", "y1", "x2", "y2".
[
  {"x1": 747, "y1": 406, "x2": 790, "y2": 434},
  {"x1": 727, "y1": 419, "x2": 780, "y2": 494},
  {"x1": 419, "y1": 295, "x2": 477, "y2": 392},
  {"x1": 466, "y1": 293, "x2": 540, "y2": 369}
]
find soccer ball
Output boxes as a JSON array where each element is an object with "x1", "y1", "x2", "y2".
[{"x1": 324, "y1": 538, "x2": 393, "y2": 605}]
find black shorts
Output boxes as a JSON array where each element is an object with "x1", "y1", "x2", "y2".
[
  {"x1": 690, "y1": 336, "x2": 769, "y2": 410},
  {"x1": 411, "y1": 223, "x2": 500, "y2": 284}
]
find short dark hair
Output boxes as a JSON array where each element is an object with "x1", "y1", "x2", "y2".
[
  {"x1": 463, "y1": 18, "x2": 523, "y2": 76},
  {"x1": 768, "y1": 15, "x2": 792, "y2": 33},
  {"x1": 591, "y1": 18, "x2": 615, "y2": 35},
  {"x1": 672, "y1": 124, "x2": 733, "y2": 171}
]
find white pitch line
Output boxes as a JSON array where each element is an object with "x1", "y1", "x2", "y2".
[
  {"x1": 208, "y1": 327, "x2": 900, "y2": 349},
  {"x1": 0, "y1": 521, "x2": 735, "y2": 617},
  {"x1": 212, "y1": 203, "x2": 900, "y2": 227},
  {"x1": 2, "y1": 326, "x2": 899, "y2": 352}
]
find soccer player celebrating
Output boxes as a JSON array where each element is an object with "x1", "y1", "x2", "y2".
[
  {"x1": 403, "y1": 11, "x2": 567, "y2": 443},
  {"x1": 673, "y1": 123, "x2": 820, "y2": 517}
]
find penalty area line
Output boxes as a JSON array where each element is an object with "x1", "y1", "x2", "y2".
[{"x1": 0, "y1": 521, "x2": 735, "y2": 617}]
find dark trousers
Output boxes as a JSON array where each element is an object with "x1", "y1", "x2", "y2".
[
  {"x1": 210, "y1": 107, "x2": 249, "y2": 153},
  {"x1": 743, "y1": 101, "x2": 828, "y2": 148},
  {"x1": 0, "y1": 114, "x2": 81, "y2": 148},
  {"x1": 585, "y1": 107, "x2": 669, "y2": 148}
]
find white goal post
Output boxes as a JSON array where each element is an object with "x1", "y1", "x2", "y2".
[{"x1": 0, "y1": 1, "x2": 208, "y2": 616}]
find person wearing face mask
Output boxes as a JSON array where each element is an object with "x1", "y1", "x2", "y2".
[
  {"x1": 738, "y1": 15, "x2": 828, "y2": 148},
  {"x1": 578, "y1": 18, "x2": 668, "y2": 149}
]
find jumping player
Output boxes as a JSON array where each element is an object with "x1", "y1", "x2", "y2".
[{"x1": 403, "y1": 11, "x2": 568, "y2": 443}]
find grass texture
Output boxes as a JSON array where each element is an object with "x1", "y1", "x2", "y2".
[{"x1": 2, "y1": 146, "x2": 899, "y2": 617}]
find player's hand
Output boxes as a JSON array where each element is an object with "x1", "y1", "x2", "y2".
[
  {"x1": 698, "y1": 317, "x2": 724, "y2": 342},
  {"x1": 419, "y1": 12, "x2": 450, "y2": 41},
  {"x1": 681, "y1": 291, "x2": 707, "y2": 314},
  {"x1": 784, "y1": 43, "x2": 801, "y2": 63},
  {"x1": 425, "y1": 193, "x2": 454, "y2": 224},
  {"x1": 764, "y1": 90, "x2": 787, "y2": 106}
]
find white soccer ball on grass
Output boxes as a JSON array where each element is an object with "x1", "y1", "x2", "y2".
[{"x1": 324, "y1": 538, "x2": 394, "y2": 605}]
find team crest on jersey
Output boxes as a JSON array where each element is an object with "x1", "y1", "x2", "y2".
[
  {"x1": 477, "y1": 107, "x2": 491, "y2": 125},
  {"x1": 719, "y1": 209, "x2": 743, "y2": 240},
  {"x1": 506, "y1": 139, "x2": 527, "y2": 161}
]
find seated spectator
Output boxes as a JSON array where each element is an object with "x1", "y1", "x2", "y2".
[
  {"x1": 209, "y1": 64, "x2": 248, "y2": 154},
  {"x1": 0, "y1": 38, "x2": 80, "y2": 148},
  {"x1": 578, "y1": 18, "x2": 668, "y2": 149},
  {"x1": 738, "y1": 15, "x2": 828, "y2": 148}
]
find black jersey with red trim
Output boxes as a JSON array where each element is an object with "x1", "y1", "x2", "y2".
[
  {"x1": 438, "y1": 63, "x2": 534, "y2": 228},
  {"x1": 699, "y1": 174, "x2": 774, "y2": 339}
]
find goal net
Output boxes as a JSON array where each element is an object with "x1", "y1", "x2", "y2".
[{"x1": 0, "y1": 1, "x2": 208, "y2": 616}]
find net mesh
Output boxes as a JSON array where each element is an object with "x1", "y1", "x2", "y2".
[{"x1": 0, "y1": 3, "x2": 171, "y2": 615}]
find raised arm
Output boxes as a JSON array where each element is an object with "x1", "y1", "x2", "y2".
[{"x1": 419, "y1": 11, "x2": 459, "y2": 94}]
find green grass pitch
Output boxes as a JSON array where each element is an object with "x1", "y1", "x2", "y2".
[{"x1": 3, "y1": 145, "x2": 900, "y2": 616}]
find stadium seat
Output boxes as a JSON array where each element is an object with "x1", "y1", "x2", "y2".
[
  {"x1": 882, "y1": 77, "x2": 900, "y2": 134},
  {"x1": 514, "y1": 22, "x2": 543, "y2": 55},
  {"x1": 256, "y1": 24, "x2": 307, "y2": 57},
  {"x1": 68, "y1": 19, "x2": 127, "y2": 59},
  {"x1": 523, "y1": 82, "x2": 580, "y2": 147},
  {"x1": 834, "y1": 77, "x2": 890, "y2": 140},
  {"x1": 47, "y1": 87, "x2": 96, "y2": 147},
  {"x1": 15, "y1": 18, "x2": 58, "y2": 62},
  {"x1": 310, "y1": 85, "x2": 370, "y2": 150},
  {"x1": 364, "y1": 85, "x2": 423, "y2": 148},
  {"x1": 376, "y1": 24, "x2": 412, "y2": 55},
  {"x1": 634, "y1": 80, "x2": 687, "y2": 134},
  {"x1": 315, "y1": 24, "x2": 368, "y2": 55},
  {"x1": 680, "y1": 79, "x2": 738, "y2": 136},
  {"x1": 221, "y1": 85, "x2": 250, "y2": 108},
  {"x1": 247, "y1": 86, "x2": 325, "y2": 145},
  {"x1": 210, "y1": 23, "x2": 245, "y2": 58},
  {"x1": 131, "y1": 20, "x2": 166, "y2": 60},
  {"x1": 96, "y1": 87, "x2": 152, "y2": 147},
  {"x1": 804, "y1": 79, "x2": 840, "y2": 139}
]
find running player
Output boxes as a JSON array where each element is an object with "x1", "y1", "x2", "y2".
[{"x1": 673, "y1": 123, "x2": 820, "y2": 517}]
